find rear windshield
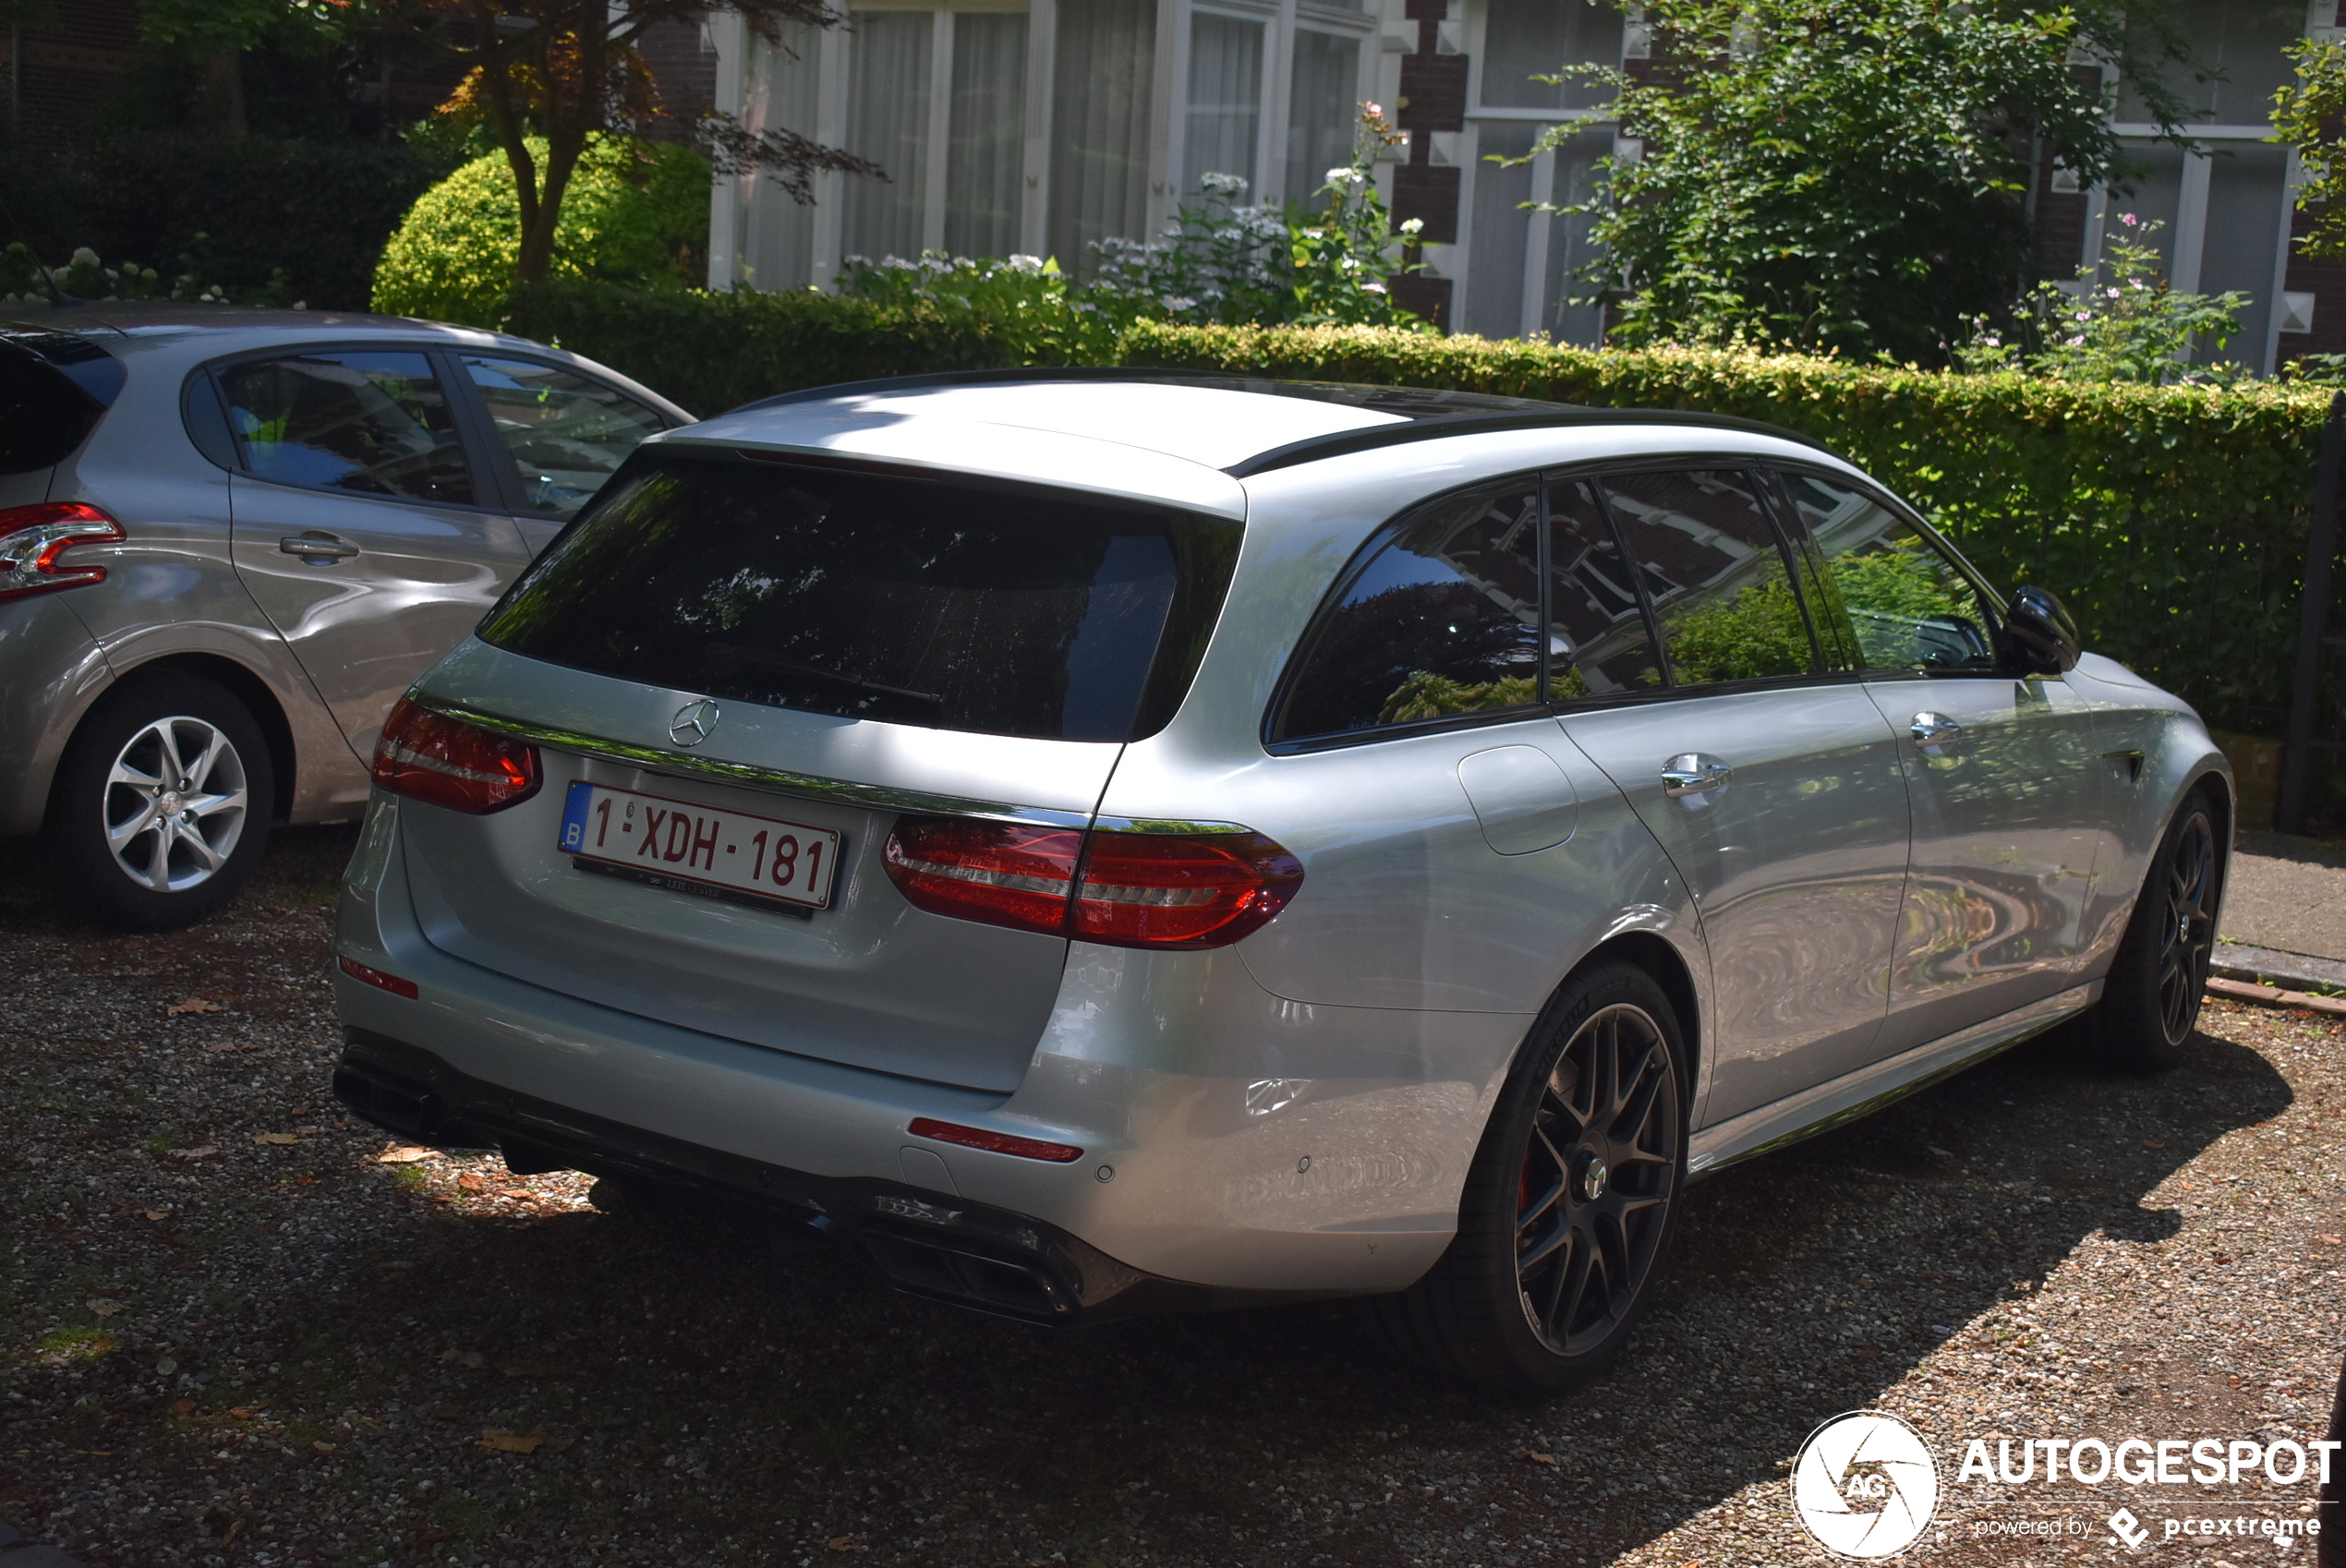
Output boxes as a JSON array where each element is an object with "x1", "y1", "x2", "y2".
[{"x1": 478, "y1": 449, "x2": 1241, "y2": 743}]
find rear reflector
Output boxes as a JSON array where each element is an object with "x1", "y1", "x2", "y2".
[
  {"x1": 0, "y1": 501, "x2": 123, "y2": 603},
  {"x1": 907, "y1": 1116, "x2": 1083, "y2": 1163},
  {"x1": 882, "y1": 814, "x2": 1302, "y2": 949},
  {"x1": 337, "y1": 954, "x2": 419, "y2": 999},
  {"x1": 371, "y1": 697, "x2": 541, "y2": 814}
]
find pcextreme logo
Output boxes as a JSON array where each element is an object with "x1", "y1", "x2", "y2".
[{"x1": 1791, "y1": 1411, "x2": 1941, "y2": 1559}]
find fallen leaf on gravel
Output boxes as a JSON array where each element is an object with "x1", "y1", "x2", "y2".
[
  {"x1": 2320, "y1": 1235, "x2": 2341, "y2": 1245},
  {"x1": 437, "y1": 1349, "x2": 485, "y2": 1369},
  {"x1": 310, "y1": 1441, "x2": 335, "y2": 1455},
  {"x1": 427, "y1": 1405, "x2": 463, "y2": 1420},
  {"x1": 170, "y1": 1400, "x2": 196, "y2": 1416},
  {"x1": 828, "y1": 1538, "x2": 859, "y2": 1552},
  {"x1": 540, "y1": 1432, "x2": 576, "y2": 1453},
  {"x1": 456, "y1": 1173, "x2": 486, "y2": 1194},
  {"x1": 142, "y1": 1209, "x2": 168, "y2": 1221},
  {"x1": 87, "y1": 1298, "x2": 124, "y2": 1317},
  {"x1": 377, "y1": 1146, "x2": 433, "y2": 1164},
  {"x1": 251, "y1": 1133, "x2": 300, "y2": 1146},
  {"x1": 296, "y1": 1125, "x2": 320, "y2": 1135},
  {"x1": 166, "y1": 1146, "x2": 218, "y2": 1160},
  {"x1": 229, "y1": 1407, "x2": 254, "y2": 1420},
  {"x1": 1521, "y1": 1449, "x2": 1556, "y2": 1465},
  {"x1": 166, "y1": 998, "x2": 221, "y2": 1015},
  {"x1": 2146, "y1": 1140, "x2": 2168, "y2": 1150},
  {"x1": 480, "y1": 1427, "x2": 545, "y2": 1453}
]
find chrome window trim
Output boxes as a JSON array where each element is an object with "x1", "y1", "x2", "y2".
[{"x1": 408, "y1": 696, "x2": 1094, "y2": 829}]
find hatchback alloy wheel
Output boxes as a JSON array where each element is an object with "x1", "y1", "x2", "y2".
[
  {"x1": 1514, "y1": 1001, "x2": 1680, "y2": 1355},
  {"x1": 103, "y1": 713, "x2": 250, "y2": 892}
]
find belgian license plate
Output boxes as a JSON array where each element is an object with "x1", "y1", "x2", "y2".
[{"x1": 558, "y1": 781, "x2": 840, "y2": 912}]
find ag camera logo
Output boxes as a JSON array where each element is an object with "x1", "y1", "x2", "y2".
[{"x1": 1791, "y1": 1411, "x2": 1941, "y2": 1559}]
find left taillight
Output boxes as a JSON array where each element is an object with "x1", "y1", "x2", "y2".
[
  {"x1": 370, "y1": 696, "x2": 541, "y2": 814},
  {"x1": 0, "y1": 502, "x2": 123, "y2": 604}
]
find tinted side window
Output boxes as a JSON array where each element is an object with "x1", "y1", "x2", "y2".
[
  {"x1": 0, "y1": 341, "x2": 105, "y2": 476},
  {"x1": 461, "y1": 355, "x2": 668, "y2": 520},
  {"x1": 1777, "y1": 469, "x2": 1998, "y2": 674},
  {"x1": 1601, "y1": 468, "x2": 1816, "y2": 686},
  {"x1": 1548, "y1": 477, "x2": 1662, "y2": 699},
  {"x1": 219, "y1": 352, "x2": 475, "y2": 505},
  {"x1": 1275, "y1": 484, "x2": 1542, "y2": 741}
]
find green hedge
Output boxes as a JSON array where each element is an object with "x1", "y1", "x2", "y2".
[{"x1": 503, "y1": 282, "x2": 2335, "y2": 744}]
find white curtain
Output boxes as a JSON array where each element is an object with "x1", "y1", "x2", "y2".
[
  {"x1": 1047, "y1": 0, "x2": 1156, "y2": 273},
  {"x1": 1182, "y1": 12, "x2": 1263, "y2": 199},
  {"x1": 947, "y1": 12, "x2": 1029, "y2": 258},
  {"x1": 736, "y1": 22, "x2": 824, "y2": 290},
  {"x1": 1481, "y1": 0, "x2": 1622, "y2": 112},
  {"x1": 844, "y1": 11, "x2": 935, "y2": 261},
  {"x1": 1283, "y1": 30, "x2": 1358, "y2": 208}
]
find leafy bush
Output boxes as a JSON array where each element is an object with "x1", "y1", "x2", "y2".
[
  {"x1": 0, "y1": 241, "x2": 294, "y2": 306},
  {"x1": 504, "y1": 281, "x2": 2332, "y2": 745},
  {"x1": 373, "y1": 136, "x2": 712, "y2": 327},
  {"x1": 1954, "y1": 216, "x2": 2249, "y2": 383},
  {"x1": 0, "y1": 135, "x2": 451, "y2": 311}
]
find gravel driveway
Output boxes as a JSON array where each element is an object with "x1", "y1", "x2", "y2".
[{"x1": 4, "y1": 826, "x2": 2340, "y2": 1568}]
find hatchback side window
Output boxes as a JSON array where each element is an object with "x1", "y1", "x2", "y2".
[
  {"x1": 1274, "y1": 484, "x2": 1543, "y2": 742},
  {"x1": 1776, "y1": 469, "x2": 2000, "y2": 674},
  {"x1": 1548, "y1": 477, "x2": 1663, "y2": 700},
  {"x1": 460, "y1": 356, "x2": 668, "y2": 519},
  {"x1": 218, "y1": 352, "x2": 475, "y2": 505},
  {"x1": 1600, "y1": 468, "x2": 1817, "y2": 686}
]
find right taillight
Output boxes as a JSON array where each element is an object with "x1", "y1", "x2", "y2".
[
  {"x1": 371, "y1": 696, "x2": 541, "y2": 814},
  {"x1": 882, "y1": 815, "x2": 1301, "y2": 949}
]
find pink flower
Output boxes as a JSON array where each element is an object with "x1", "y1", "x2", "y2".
[{"x1": 2121, "y1": 212, "x2": 2139, "y2": 227}]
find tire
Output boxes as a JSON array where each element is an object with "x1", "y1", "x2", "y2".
[
  {"x1": 2095, "y1": 789, "x2": 2224, "y2": 1073},
  {"x1": 1370, "y1": 959, "x2": 1689, "y2": 1393},
  {"x1": 44, "y1": 673, "x2": 275, "y2": 932}
]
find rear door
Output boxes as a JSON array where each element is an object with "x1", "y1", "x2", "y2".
[
  {"x1": 218, "y1": 348, "x2": 533, "y2": 758},
  {"x1": 392, "y1": 448, "x2": 1242, "y2": 1092},
  {"x1": 449, "y1": 353, "x2": 674, "y2": 554},
  {"x1": 1772, "y1": 466, "x2": 2107, "y2": 1051},
  {"x1": 1552, "y1": 467, "x2": 1913, "y2": 1124}
]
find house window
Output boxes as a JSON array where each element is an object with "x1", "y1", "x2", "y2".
[
  {"x1": 1184, "y1": 11, "x2": 1268, "y2": 199},
  {"x1": 948, "y1": 12, "x2": 1029, "y2": 256},
  {"x1": 1286, "y1": 29, "x2": 1360, "y2": 206},
  {"x1": 1048, "y1": 0, "x2": 1157, "y2": 271},
  {"x1": 843, "y1": 11, "x2": 936, "y2": 259},
  {"x1": 1479, "y1": 0, "x2": 1620, "y2": 111}
]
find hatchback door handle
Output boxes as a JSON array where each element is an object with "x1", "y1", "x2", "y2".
[
  {"x1": 1910, "y1": 711, "x2": 1964, "y2": 748},
  {"x1": 280, "y1": 531, "x2": 357, "y2": 561},
  {"x1": 1661, "y1": 754, "x2": 1732, "y2": 797}
]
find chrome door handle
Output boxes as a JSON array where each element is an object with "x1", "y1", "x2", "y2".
[
  {"x1": 280, "y1": 532, "x2": 357, "y2": 561},
  {"x1": 1910, "y1": 711, "x2": 1964, "y2": 748},
  {"x1": 1661, "y1": 753, "x2": 1732, "y2": 797}
]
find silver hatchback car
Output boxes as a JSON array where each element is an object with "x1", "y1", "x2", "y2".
[
  {"x1": 0, "y1": 307, "x2": 687, "y2": 929},
  {"x1": 333, "y1": 372, "x2": 2228, "y2": 1390}
]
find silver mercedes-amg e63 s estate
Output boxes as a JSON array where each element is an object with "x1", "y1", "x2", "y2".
[{"x1": 331, "y1": 372, "x2": 2228, "y2": 1390}]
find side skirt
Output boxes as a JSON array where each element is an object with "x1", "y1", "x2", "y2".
[{"x1": 1686, "y1": 982, "x2": 2101, "y2": 1178}]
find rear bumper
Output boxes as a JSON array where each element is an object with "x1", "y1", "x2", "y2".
[
  {"x1": 335, "y1": 793, "x2": 1520, "y2": 1308},
  {"x1": 333, "y1": 1028, "x2": 1293, "y2": 1322}
]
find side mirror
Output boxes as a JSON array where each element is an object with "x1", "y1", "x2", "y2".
[{"x1": 2002, "y1": 585, "x2": 2081, "y2": 676}]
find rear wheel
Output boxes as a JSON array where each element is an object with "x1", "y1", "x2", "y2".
[
  {"x1": 1371, "y1": 959, "x2": 1687, "y2": 1392},
  {"x1": 45, "y1": 674, "x2": 274, "y2": 932},
  {"x1": 2096, "y1": 790, "x2": 2224, "y2": 1072}
]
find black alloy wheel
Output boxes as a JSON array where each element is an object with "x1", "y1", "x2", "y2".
[
  {"x1": 1513, "y1": 1001, "x2": 1681, "y2": 1356},
  {"x1": 1371, "y1": 958, "x2": 1688, "y2": 1392},
  {"x1": 2096, "y1": 790, "x2": 2224, "y2": 1072}
]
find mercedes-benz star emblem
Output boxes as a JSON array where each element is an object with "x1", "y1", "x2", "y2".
[{"x1": 669, "y1": 699, "x2": 720, "y2": 748}]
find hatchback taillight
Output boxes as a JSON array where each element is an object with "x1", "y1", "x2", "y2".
[
  {"x1": 371, "y1": 697, "x2": 541, "y2": 814},
  {"x1": 0, "y1": 502, "x2": 123, "y2": 603},
  {"x1": 883, "y1": 815, "x2": 1301, "y2": 949}
]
